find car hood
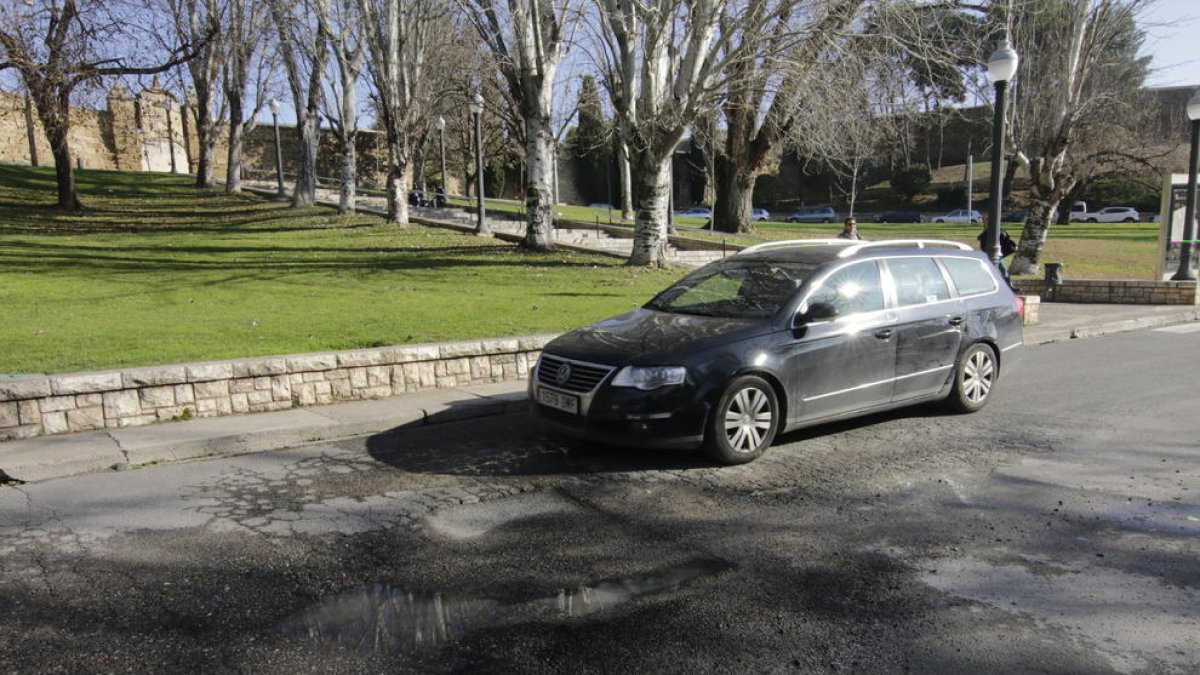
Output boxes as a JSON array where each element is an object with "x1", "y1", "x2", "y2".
[{"x1": 545, "y1": 308, "x2": 771, "y2": 365}]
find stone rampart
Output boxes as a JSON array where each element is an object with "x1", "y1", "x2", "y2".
[{"x1": 0, "y1": 336, "x2": 553, "y2": 441}]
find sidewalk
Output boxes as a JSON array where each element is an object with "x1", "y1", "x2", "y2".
[{"x1": 2, "y1": 302, "x2": 1197, "y2": 484}]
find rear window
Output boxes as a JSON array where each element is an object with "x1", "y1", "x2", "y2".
[{"x1": 941, "y1": 257, "x2": 997, "y2": 296}]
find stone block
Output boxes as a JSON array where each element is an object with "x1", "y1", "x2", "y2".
[
  {"x1": 349, "y1": 368, "x2": 369, "y2": 388},
  {"x1": 247, "y1": 390, "x2": 274, "y2": 405},
  {"x1": 122, "y1": 365, "x2": 187, "y2": 387},
  {"x1": 314, "y1": 381, "x2": 332, "y2": 397},
  {"x1": 470, "y1": 356, "x2": 491, "y2": 379},
  {"x1": 0, "y1": 402, "x2": 17, "y2": 427},
  {"x1": 289, "y1": 373, "x2": 305, "y2": 385},
  {"x1": 302, "y1": 372, "x2": 327, "y2": 383},
  {"x1": 103, "y1": 390, "x2": 142, "y2": 418},
  {"x1": 330, "y1": 379, "x2": 352, "y2": 398},
  {"x1": 393, "y1": 344, "x2": 440, "y2": 363},
  {"x1": 51, "y1": 372, "x2": 122, "y2": 395},
  {"x1": 174, "y1": 385, "x2": 195, "y2": 404},
  {"x1": 253, "y1": 376, "x2": 271, "y2": 390},
  {"x1": 286, "y1": 354, "x2": 338, "y2": 372},
  {"x1": 155, "y1": 406, "x2": 189, "y2": 421},
  {"x1": 0, "y1": 424, "x2": 43, "y2": 441},
  {"x1": 362, "y1": 386, "x2": 392, "y2": 399},
  {"x1": 440, "y1": 341, "x2": 485, "y2": 358},
  {"x1": 117, "y1": 414, "x2": 158, "y2": 428},
  {"x1": 140, "y1": 385, "x2": 176, "y2": 408},
  {"x1": 229, "y1": 379, "x2": 255, "y2": 394},
  {"x1": 436, "y1": 376, "x2": 457, "y2": 388},
  {"x1": 337, "y1": 350, "x2": 388, "y2": 367},
  {"x1": 231, "y1": 393, "x2": 250, "y2": 413},
  {"x1": 326, "y1": 368, "x2": 350, "y2": 381},
  {"x1": 482, "y1": 338, "x2": 521, "y2": 355},
  {"x1": 75, "y1": 393, "x2": 102, "y2": 407},
  {"x1": 271, "y1": 375, "x2": 291, "y2": 401},
  {"x1": 17, "y1": 400, "x2": 40, "y2": 424},
  {"x1": 41, "y1": 395, "x2": 78, "y2": 413},
  {"x1": 519, "y1": 335, "x2": 555, "y2": 351},
  {"x1": 0, "y1": 378, "x2": 51, "y2": 401},
  {"x1": 367, "y1": 366, "x2": 390, "y2": 387},
  {"x1": 42, "y1": 411, "x2": 69, "y2": 434},
  {"x1": 194, "y1": 380, "x2": 230, "y2": 399},
  {"x1": 231, "y1": 357, "x2": 287, "y2": 378},
  {"x1": 294, "y1": 384, "x2": 316, "y2": 406},
  {"x1": 187, "y1": 362, "x2": 235, "y2": 382}
]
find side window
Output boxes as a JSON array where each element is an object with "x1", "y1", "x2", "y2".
[
  {"x1": 805, "y1": 261, "x2": 884, "y2": 317},
  {"x1": 888, "y1": 257, "x2": 951, "y2": 307},
  {"x1": 941, "y1": 257, "x2": 997, "y2": 296}
]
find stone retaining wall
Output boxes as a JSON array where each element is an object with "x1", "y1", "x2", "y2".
[
  {"x1": 0, "y1": 336, "x2": 555, "y2": 442},
  {"x1": 1013, "y1": 279, "x2": 1198, "y2": 305}
]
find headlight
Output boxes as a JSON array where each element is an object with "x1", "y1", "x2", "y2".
[{"x1": 611, "y1": 366, "x2": 687, "y2": 390}]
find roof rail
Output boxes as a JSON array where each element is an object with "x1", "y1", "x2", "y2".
[
  {"x1": 737, "y1": 238, "x2": 852, "y2": 255},
  {"x1": 836, "y1": 239, "x2": 972, "y2": 258}
]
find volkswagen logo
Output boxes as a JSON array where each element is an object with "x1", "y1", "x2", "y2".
[{"x1": 554, "y1": 363, "x2": 572, "y2": 385}]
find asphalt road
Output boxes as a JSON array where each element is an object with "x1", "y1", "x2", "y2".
[{"x1": 1, "y1": 327, "x2": 1198, "y2": 674}]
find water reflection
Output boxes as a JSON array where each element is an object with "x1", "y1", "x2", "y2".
[{"x1": 281, "y1": 558, "x2": 733, "y2": 654}]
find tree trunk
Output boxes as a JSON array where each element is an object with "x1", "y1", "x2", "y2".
[
  {"x1": 711, "y1": 156, "x2": 755, "y2": 234},
  {"x1": 292, "y1": 114, "x2": 319, "y2": 208},
  {"x1": 1010, "y1": 201, "x2": 1057, "y2": 276},
  {"x1": 385, "y1": 139, "x2": 410, "y2": 225},
  {"x1": 338, "y1": 132, "x2": 357, "y2": 215},
  {"x1": 629, "y1": 154, "x2": 672, "y2": 267},
  {"x1": 193, "y1": 89, "x2": 216, "y2": 188},
  {"x1": 225, "y1": 118, "x2": 245, "y2": 193},
  {"x1": 618, "y1": 140, "x2": 634, "y2": 220},
  {"x1": 523, "y1": 114, "x2": 555, "y2": 251},
  {"x1": 50, "y1": 134, "x2": 82, "y2": 211}
]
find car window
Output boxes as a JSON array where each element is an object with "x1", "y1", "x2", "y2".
[
  {"x1": 647, "y1": 260, "x2": 818, "y2": 319},
  {"x1": 940, "y1": 257, "x2": 997, "y2": 296},
  {"x1": 888, "y1": 257, "x2": 951, "y2": 307},
  {"x1": 805, "y1": 261, "x2": 884, "y2": 317}
]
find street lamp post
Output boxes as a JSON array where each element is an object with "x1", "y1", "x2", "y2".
[
  {"x1": 985, "y1": 37, "x2": 1018, "y2": 273},
  {"x1": 437, "y1": 115, "x2": 446, "y2": 204},
  {"x1": 469, "y1": 92, "x2": 489, "y2": 235},
  {"x1": 1171, "y1": 89, "x2": 1200, "y2": 281},
  {"x1": 163, "y1": 98, "x2": 177, "y2": 174},
  {"x1": 269, "y1": 98, "x2": 287, "y2": 201}
]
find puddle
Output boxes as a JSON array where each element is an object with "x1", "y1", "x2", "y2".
[{"x1": 281, "y1": 558, "x2": 733, "y2": 654}]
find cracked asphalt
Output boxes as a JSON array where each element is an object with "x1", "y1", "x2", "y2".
[{"x1": 1, "y1": 327, "x2": 1198, "y2": 674}]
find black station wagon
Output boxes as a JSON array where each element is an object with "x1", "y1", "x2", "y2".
[{"x1": 530, "y1": 239, "x2": 1024, "y2": 464}]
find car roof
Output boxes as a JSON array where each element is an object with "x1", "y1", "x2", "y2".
[{"x1": 732, "y1": 239, "x2": 975, "y2": 264}]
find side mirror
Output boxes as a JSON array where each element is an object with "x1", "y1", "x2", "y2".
[{"x1": 794, "y1": 301, "x2": 838, "y2": 327}]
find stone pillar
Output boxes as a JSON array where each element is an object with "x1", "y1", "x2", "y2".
[{"x1": 106, "y1": 81, "x2": 141, "y2": 171}]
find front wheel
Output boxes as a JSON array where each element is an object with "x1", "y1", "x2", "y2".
[
  {"x1": 944, "y1": 343, "x2": 998, "y2": 413},
  {"x1": 704, "y1": 375, "x2": 780, "y2": 464}
]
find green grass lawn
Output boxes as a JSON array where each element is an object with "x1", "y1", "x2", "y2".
[{"x1": 0, "y1": 166, "x2": 681, "y2": 374}]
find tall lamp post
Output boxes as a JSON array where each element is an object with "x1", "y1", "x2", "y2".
[
  {"x1": 985, "y1": 37, "x2": 1018, "y2": 271},
  {"x1": 469, "y1": 92, "x2": 489, "y2": 235},
  {"x1": 1171, "y1": 88, "x2": 1200, "y2": 281},
  {"x1": 269, "y1": 98, "x2": 287, "y2": 200},
  {"x1": 163, "y1": 98, "x2": 178, "y2": 174},
  {"x1": 437, "y1": 115, "x2": 447, "y2": 204}
]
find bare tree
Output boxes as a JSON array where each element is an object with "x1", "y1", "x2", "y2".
[
  {"x1": 0, "y1": 0, "x2": 201, "y2": 210},
  {"x1": 316, "y1": 0, "x2": 365, "y2": 214},
  {"x1": 998, "y1": 0, "x2": 1156, "y2": 275},
  {"x1": 167, "y1": 0, "x2": 223, "y2": 188},
  {"x1": 267, "y1": 0, "x2": 329, "y2": 208},
  {"x1": 358, "y1": 0, "x2": 455, "y2": 225},
  {"x1": 222, "y1": 0, "x2": 273, "y2": 194},
  {"x1": 590, "y1": 0, "x2": 782, "y2": 266},
  {"x1": 459, "y1": 0, "x2": 575, "y2": 251}
]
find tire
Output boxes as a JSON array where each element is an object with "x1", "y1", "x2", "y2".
[
  {"x1": 704, "y1": 375, "x2": 780, "y2": 465},
  {"x1": 787, "y1": 218, "x2": 798, "y2": 223},
  {"x1": 1087, "y1": 218, "x2": 1097, "y2": 223},
  {"x1": 822, "y1": 218, "x2": 832, "y2": 223},
  {"x1": 1123, "y1": 217, "x2": 1134, "y2": 222},
  {"x1": 944, "y1": 343, "x2": 998, "y2": 413}
]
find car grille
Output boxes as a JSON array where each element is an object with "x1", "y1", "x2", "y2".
[{"x1": 536, "y1": 354, "x2": 614, "y2": 393}]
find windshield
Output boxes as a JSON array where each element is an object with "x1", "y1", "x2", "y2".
[{"x1": 646, "y1": 260, "x2": 818, "y2": 319}]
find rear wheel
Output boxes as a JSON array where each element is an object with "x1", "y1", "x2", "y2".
[
  {"x1": 704, "y1": 375, "x2": 780, "y2": 464},
  {"x1": 822, "y1": 218, "x2": 832, "y2": 223},
  {"x1": 1087, "y1": 217, "x2": 1098, "y2": 223},
  {"x1": 1123, "y1": 217, "x2": 1134, "y2": 222},
  {"x1": 944, "y1": 343, "x2": 998, "y2": 413}
]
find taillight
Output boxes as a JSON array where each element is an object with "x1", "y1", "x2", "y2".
[{"x1": 1014, "y1": 295, "x2": 1025, "y2": 319}]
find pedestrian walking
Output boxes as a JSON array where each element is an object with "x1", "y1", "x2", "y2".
[{"x1": 838, "y1": 216, "x2": 862, "y2": 240}]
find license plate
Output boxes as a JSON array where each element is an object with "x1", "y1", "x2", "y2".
[{"x1": 537, "y1": 387, "x2": 579, "y2": 415}]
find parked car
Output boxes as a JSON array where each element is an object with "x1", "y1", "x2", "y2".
[
  {"x1": 751, "y1": 208, "x2": 771, "y2": 222},
  {"x1": 1071, "y1": 206, "x2": 1140, "y2": 223},
  {"x1": 1001, "y1": 210, "x2": 1029, "y2": 224},
  {"x1": 675, "y1": 207, "x2": 713, "y2": 220},
  {"x1": 409, "y1": 189, "x2": 446, "y2": 208},
  {"x1": 932, "y1": 209, "x2": 983, "y2": 224},
  {"x1": 530, "y1": 239, "x2": 1024, "y2": 464},
  {"x1": 874, "y1": 210, "x2": 923, "y2": 224},
  {"x1": 786, "y1": 206, "x2": 836, "y2": 223}
]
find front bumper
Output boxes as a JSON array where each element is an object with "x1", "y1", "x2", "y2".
[{"x1": 530, "y1": 380, "x2": 709, "y2": 450}]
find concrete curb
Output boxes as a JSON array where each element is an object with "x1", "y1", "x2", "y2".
[{"x1": 1023, "y1": 307, "x2": 1200, "y2": 345}]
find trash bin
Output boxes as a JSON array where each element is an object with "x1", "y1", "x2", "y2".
[{"x1": 1044, "y1": 262, "x2": 1064, "y2": 286}]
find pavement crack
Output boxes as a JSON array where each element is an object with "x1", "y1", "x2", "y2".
[{"x1": 107, "y1": 431, "x2": 132, "y2": 465}]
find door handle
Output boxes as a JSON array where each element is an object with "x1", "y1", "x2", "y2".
[
  {"x1": 948, "y1": 316, "x2": 965, "y2": 326},
  {"x1": 874, "y1": 329, "x2": 893, "y2": 340}
]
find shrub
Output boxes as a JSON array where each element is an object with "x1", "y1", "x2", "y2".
[
  {"x1": 890, "y1": 165, "x2": 932, "y2": 201},
  {"x1": 935, "y1": 184, "x2": 968, "y2": 209}
]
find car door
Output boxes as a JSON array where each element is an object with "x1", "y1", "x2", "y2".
[
  {"x1": 783, "y1": 260, "x2": 897, "y2": 423},
  {"x1": 883, "y1": 257, "x2": 964, "y2": 402}
]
